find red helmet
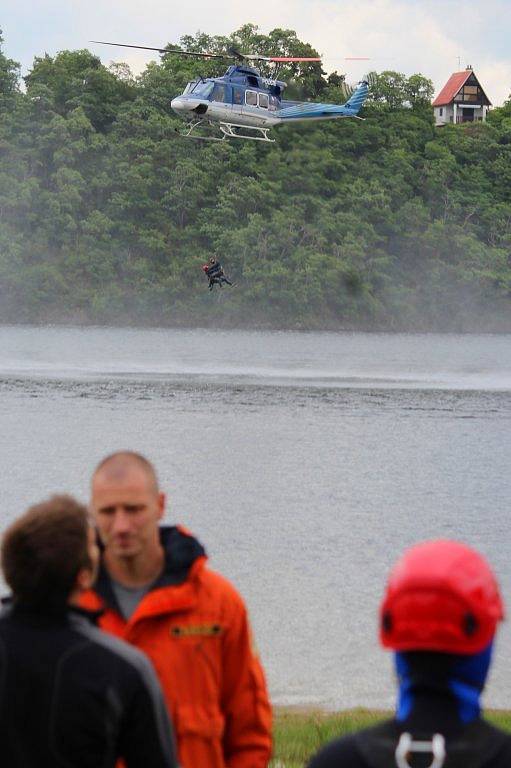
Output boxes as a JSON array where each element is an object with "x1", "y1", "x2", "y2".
[{"x1": 380, "y1": 540, "x2": 504, "y2": 655}]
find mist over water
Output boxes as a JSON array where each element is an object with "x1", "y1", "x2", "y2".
[
  {"x1": 1, "y1": 325, "x2": 511, "y2": 709},
  {"x1": 1, "y1": 325, "x2": 510, "y2": 389}
]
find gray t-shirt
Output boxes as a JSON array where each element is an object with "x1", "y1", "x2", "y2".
[{"x1": 111, "y1": 580, "x2": 152, "y2": 621}]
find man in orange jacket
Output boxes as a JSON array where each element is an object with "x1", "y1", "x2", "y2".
[{"x1": 80, "y1": 451, "x2": 271, "y2": 768}]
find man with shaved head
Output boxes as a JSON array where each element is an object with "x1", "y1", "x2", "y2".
[{"x1": 81, "y1": 451, "x2": 272, "y2": 768}]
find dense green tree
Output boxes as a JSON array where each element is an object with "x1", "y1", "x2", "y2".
[
  {"x1": 0, "y1": 29, "x2": 20, "y2": 97},
  {"x1": 404, "y1": 74, "x2": 435, "y2": 107},
  {"x1": 25, "y1": 50, "x2": 136, "y2": 130}
]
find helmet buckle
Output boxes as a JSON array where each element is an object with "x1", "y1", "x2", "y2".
[{"x1": 395, "y1": 732, "x2": 446, "y2": 768}]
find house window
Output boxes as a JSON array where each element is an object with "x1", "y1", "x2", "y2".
[{"x1": 439, "y1": 107, "x2": 443, "y2": 116}]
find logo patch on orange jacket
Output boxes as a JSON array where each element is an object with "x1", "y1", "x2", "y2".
[{"x1": 170, "y1": 624, "x2": 224, "y2": 637}]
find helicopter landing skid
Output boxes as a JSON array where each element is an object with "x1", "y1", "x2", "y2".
[
  {"x1": 218, "y1": 122, "x2": 275, "y2": 142},
  {"x1": 177, "y1": 120, "x2": 226, "y2": 142},
  {"x1": 179, "y1": 120, "x2": 275, "y2": 143}
]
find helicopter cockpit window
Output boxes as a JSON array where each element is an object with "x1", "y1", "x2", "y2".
[
  {"x1": 211, "y1": 84, "x2": 226, "y2": 103},
  {"x1": 191, "y1": 81, "x2": 214, "y2": 98},
  {"x1": 245, "y1": 90, "x2": 258, "y2": 106},
  {"x1": 258, "y1": 93, "x2": 269, "y2": 109}
]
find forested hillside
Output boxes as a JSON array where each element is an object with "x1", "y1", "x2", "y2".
[{"x1": 1, "y1": 25, "x2": 510, "y2": 330}]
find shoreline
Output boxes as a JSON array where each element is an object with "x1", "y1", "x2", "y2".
[
  {"x1": 273, "y1": 705, "x2": 511, "y2": 715},
  {"x1": 271, "y1": 707, "x2": 511, "y2": 766},
  {"x1": 2, "y1": 320, "x2": 511, "y2": 336}
]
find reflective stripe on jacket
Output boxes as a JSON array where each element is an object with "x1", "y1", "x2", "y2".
[{"x1": 207, "y1": 262, "x2": 223, "y2": 277}]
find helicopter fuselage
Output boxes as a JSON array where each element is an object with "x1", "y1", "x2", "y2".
[
  {"x1": 170, "y1": 64, "x2": 369, "y2": 141},
  {"x1": 171, "y1": 65, "x2": 367, "y2": 124}
]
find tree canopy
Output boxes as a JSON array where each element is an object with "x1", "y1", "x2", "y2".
[
  {"x1": 0, "y1": 29, "x2": 20, "y2": 99},
  {"x1": 0, "y1": 26, "x2": 510, "y2": 331}
]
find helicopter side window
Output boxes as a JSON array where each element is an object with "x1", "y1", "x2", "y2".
[
  {"x1": 245, "y1": 90, "x2": 258, "y2": 107},
  {"x1": 258, "y1": 93, "x2": 269, "y2": 109},
  {"x1": 211, "y1": 84, "x2": 227, "y2": 103},
  {"x1": 233, "y1": 87, "x2": 244, "y2": 105},
  {"x1": 269, "y1": 95, "x2": 279, "y2": 111}
]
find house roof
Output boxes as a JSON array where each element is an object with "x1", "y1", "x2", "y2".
[
  {"x1": 433, "y1": 71, "x2": 471, "y2": 106},
  {"x1": 433, "y1": 70, "x2": 492, "y2": 107}
]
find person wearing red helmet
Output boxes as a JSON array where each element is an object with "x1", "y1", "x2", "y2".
[
  {"x1": 307, "y1": 540, "x2": 511, "y2": 768},
  {"x1": 202, "y1": 257, "x2": 233, "y2": 290}
]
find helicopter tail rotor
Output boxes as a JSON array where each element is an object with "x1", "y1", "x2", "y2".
[{"x1": 339, "y1": 72, "x2": 376, "y2": 101}]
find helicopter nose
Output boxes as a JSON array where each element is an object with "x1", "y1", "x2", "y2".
[{"x1": 171, "y1": 97, "x2": 188, "y2": 114}]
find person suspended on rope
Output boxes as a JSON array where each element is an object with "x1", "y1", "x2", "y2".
[
  {"x1": 202, "y1": 257, "x2": 233, "y2": 290},
  {"x1": 307, "y1": 539, "x2": 511, "y2": 768}
]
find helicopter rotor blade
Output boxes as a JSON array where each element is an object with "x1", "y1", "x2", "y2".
[
  {"x1": 90, "y1": 41, "x2": 230, "y2": 59},
  {"x1": 229, "y1": 52, "x2": 369, "y2": 63},
  {"x1": 225, "y1": 47, "x2": 321, "y2": 63},
  {"x1": 245, "y1": 55, "x2": 322, "y2": 62},
  {"x1": 91, "y1": 41, "x2": 330, "y2": 64},
  {"x1": 326, "y1": 56, "x2": 372, "y2": 61},
  {"x1": 90, "y1": 41, "x2": 372, "y2": 65}
]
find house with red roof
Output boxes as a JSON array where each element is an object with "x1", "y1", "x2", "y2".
[{"x1": 432, "y1": 66, "x2": 491, "y2": 126}]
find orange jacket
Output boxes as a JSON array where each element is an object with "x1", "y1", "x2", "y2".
[{"x1": 80, "y1": 527, "x2": 272, "y2": 768}]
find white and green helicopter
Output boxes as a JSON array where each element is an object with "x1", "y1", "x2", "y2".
[{"x1": 92, "y1": 41, "x2": 370, "y2": 143}]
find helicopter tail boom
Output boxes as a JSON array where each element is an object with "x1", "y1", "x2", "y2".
[{"x1": 276, "y1": 80, "x2": 369, "y2": 122}]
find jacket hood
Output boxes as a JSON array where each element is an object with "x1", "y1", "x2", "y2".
[
  {"x1": 94, "y1": 525, "x2": 206, "y2": 613},
  {"x1": 157, "y1": 526, "x2": 207, "y2": 587}
]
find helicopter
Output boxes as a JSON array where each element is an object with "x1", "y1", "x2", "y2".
[{"x1": 92, "y1": 41, "x2": 370, "y2": 143}]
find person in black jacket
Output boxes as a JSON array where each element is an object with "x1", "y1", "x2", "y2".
[
  {"x1": 308, "y1": 540, "x2": 511, "y2": 768},
  {"x1": 202, "y1": 257, "x2": 233, "y2": 290},
  {"x1": 0, "y1": 494, "x2": 178, "y2": 768}
]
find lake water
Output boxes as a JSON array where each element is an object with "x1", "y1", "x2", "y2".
[{"x1": 1, "y1": 325, "x2": 510, "y2": 710}]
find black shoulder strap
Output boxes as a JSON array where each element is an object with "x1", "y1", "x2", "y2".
[{"x1": 354, "y1": 719, "x2": 510, "y2": 768}]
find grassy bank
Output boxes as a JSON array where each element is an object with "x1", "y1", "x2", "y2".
[{"x1": 270, "y1": 708, "x2": 511, "y2": 767}]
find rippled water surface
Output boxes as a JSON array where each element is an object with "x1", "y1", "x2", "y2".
[{"x1": 1, "y1": 326, "x2": 510, "y2": 709}]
